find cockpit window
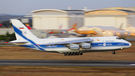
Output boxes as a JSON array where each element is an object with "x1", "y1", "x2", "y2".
[{"x1": 116, "y1": 37, "x2": 121, "y2": 39}]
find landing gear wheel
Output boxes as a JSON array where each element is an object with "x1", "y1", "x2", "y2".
[
  {"x1": 77, "y1": 52, "x2": 79, "y2": 55},
  {"x1": 69, "y1": 52, "x2": 72, "y2": 56},
  {"x1": 64, "y1": 52, "x2": 67, "y2": 56},
  {"x1": 112, "y1": 51, "x2": 116, "y2": 54},
  {"x1": 72, "y1": 52, "x2": 74, "y2": 55},
  {"x1": 67, "y1": 52, "x2": 70, "y2": 56},
  {"x1": 75, "y1": 52, "x2": 77, "y2": 55},
  {"x1": 80, "y1": 52, "x2": 83, "y2": 55}
]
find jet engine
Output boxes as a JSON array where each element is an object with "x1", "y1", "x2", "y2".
[
  {"x1": 67, "y1": 44, "x2": 80, "y2": 50},
  {"x1": 79, "y1": 43, "x2": 91, "y2": 49}
]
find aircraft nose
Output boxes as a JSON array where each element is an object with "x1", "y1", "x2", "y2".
[
  {"x1": 122, "y1": 39, "x2": 132, "y2": 48},
  {"x1": 129, "y1": 42, "x2": 132, "y2": 47}
]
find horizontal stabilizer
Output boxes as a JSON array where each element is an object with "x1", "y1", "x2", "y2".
[{"x1": 10, "y1": 40, "x2": 28, "y2": 43}]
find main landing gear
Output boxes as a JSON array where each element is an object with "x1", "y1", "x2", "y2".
[
  {"x1": 64, "y1": 52, "x2": 83, "y2": 56},
  {"x1": 112, "y1": 51, "x2": 116, "y2": 55}
]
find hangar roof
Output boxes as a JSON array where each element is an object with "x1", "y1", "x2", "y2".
[
  {"x1": 98, "y1": 7, "x2": 135, "y2": 15},
  {"x1": 85, "y1": 9, "x2": 129, "y2": 15},
  {"x1": 118, "y1": 9, "x2": 135, "y2": 15},
  {"x1": 32, "y1": 9, "x2": 67, "y2": 13},
  {"x1": 105, "y1": 7, "x2": 135, "y2": 11}
]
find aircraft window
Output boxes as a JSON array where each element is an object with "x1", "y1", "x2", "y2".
[
  {"x1": 46, "y1": 45, "x2": 52, "y2": 46},
  {"x1": 54, "y1": 44, "x2": 57, "y2": 46}
]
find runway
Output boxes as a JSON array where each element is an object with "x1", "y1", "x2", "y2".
[{"x1": 0, "y1": 60, "x2": 135, "y2": 67}]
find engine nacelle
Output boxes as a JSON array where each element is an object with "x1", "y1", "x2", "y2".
[
  {"x1": 68, "y1": 44, "x2": 80, "y2": 50},
  {"x1": 80, "y1": 43, "x2": 91, "y2": 49}
]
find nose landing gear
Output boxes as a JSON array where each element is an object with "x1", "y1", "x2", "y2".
[{"x1": 112, "y1": 51, "x2": 116, "y2": 55}]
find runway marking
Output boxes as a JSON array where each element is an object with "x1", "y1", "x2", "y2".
[{"x1": 130, "y1": 64, "x2": 135, "y2": 66}]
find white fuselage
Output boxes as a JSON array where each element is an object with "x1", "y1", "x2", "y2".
[{"x1": 16, "y1": 36, "x2": 131, "y2": 54}]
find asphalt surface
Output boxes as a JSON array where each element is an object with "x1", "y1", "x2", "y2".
[{"x1": 0, "y1": 60, "x2": 135, "y2": 67}]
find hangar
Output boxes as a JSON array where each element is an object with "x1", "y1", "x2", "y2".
[
  {"x1": 32, "y1": 9, "x2": 68, "y2": 29},
  {"x1": 31, "y1": 8, "x2": 135, "y2": 31},
  {"x1": 84, "y1": 9, "x2": 134, "y2": 29},
  {"x1": 32, "y1": 9, "x2": 85, "y2": 29}
]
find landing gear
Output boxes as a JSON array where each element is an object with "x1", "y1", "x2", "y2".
[
  {"x1": 64, "y1": 52, "x2": 67, "y2": 56},
  {"x1": 68, "y1": 52, "x2": 71, "y2": 56},
  {"x1": 71, "y1": 52, "x2": 74, "y2": 55},
  {"x1": 64, "y1": 52, "x2": 83, "y2": 56},
  {"x1": 112, "y1": 51, "x2": 116, "y2": 54},
  {"x1": 80, "y1": 52, "x2": 83, "y2": 55}
]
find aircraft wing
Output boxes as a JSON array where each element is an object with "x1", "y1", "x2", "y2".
[{"x1": 44, "y1": 38, "x2": 92, "y2": 45}]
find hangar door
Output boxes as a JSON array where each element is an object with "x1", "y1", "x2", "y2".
[
  {"x1": 85, "y1": 17, "x2": 115, "y2": 26},
  {"x1": 33, "y1": 17, "x2": 68, "y2": 29},
  {"x1": 85, "y1": 17, "x2": 127, "y2": 29}
]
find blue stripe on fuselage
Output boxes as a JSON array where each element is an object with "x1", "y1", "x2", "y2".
[
  {"x1": 19, "y1": 42, "x2": 129, "y2": 49},
  {"x1": 91, "y1": 42, "x2": 129, "y2": 47},
  {"x1": 19, "y1": 44, "x2": 66, "y2": 49},
  {"x1": 13, "y1": 26, "x2": 45, "y2": 51}
]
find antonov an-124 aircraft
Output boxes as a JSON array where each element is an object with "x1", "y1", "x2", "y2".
[{"x1": 10, "y1": 19, "x2": 132, "y2": 56}]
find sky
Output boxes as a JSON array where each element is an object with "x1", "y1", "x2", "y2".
[{"x1": 0, "y1": 0, "x2": 135, "y2": 15}]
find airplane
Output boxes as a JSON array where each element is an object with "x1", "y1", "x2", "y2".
[
  {"x1": 10, "y1": 19, "x2": 132, "y2": 56},
  {"x1": 0, "y1": 21, "x2": 2, "y2": 27},
  {"x1": 48, "y1": 28, "x2": 74, "y2": 34},
  {"x1": 0, "y1": 23, "x2": 2, "y2": 27},
  {"x1": 48, "y1": 24, "x2": 74, "y2": 34},
  {"x1": 25, "y1": 24, "x2": 32, "y2": 30},
  {"x1": 72, "y1": 23, "x2": 97, "y2": 36}
]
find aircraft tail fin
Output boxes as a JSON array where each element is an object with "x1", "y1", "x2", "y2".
[
  {"x1": 26, "y1": 24, "x2": 32, "y2": 30},
  {"x1": 119, "y1": 23, "x2": 123, "y2": 30},
  {"x1": 72, "y1": 23, "x2": 78, "y2": 31},
  {"x1": 11, "y1": 19, "x2": 38, "y2": 40},
  {"x1": 59, "y1": 24, "x2": 63, "y2": 29}
]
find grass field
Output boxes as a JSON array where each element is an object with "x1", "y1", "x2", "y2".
[
  {"x1": 0, "y1": 44, "x2": 135, "y2": 76},
  {"x1": 0, "y1": 66, "x2": 135, "y2": 76}
]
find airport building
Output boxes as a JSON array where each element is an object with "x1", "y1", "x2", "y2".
[{"x1": 31, "y1": 7, "x2": 135, "y2": 36}]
